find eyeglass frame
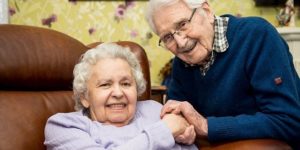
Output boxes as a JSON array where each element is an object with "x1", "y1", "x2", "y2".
[{"x1": 158, "y1": 8, "x2": 197, "y2": 48}]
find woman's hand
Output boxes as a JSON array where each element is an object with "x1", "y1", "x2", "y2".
[
  {"x1": 161, "y1": 100, "x2": 208, "y2": 138},
  {"x1": 162, "y1": 113, "x2": 189, "y2": 137},
  {"x1": 175, "y1": 125, "x2": 196, "y2": 145}
]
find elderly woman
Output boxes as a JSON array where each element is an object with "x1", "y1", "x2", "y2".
[{"x1": 44, "y1": 43, "x2": 197, "y2": 150}]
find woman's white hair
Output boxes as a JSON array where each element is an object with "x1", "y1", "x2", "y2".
[
  {"x1": 145, "y1": 0, "x2": 207, "y2": 34},
  {"x1": 73, "y1": 43, "x2": 146, "y2": 110}
]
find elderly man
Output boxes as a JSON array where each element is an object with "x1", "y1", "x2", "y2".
[{"x1": 145, "y1": 0, "x2": 300, "y2": 147}]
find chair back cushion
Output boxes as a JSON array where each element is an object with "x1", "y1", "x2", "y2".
[{"x1": 0, "y1": 25, "x2": 88, "y2": 90}]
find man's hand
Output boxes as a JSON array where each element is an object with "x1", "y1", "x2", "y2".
[{"x1": 161, "y1": 100, "x2": 208, "y2": 138}]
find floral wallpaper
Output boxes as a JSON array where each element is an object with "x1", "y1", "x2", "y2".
[{"x1": 8, "y1": 0, "x2": 299, "y2": 85}]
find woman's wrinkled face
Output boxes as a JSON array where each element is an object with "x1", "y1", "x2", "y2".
[{"x1": 81, "y1": 58, "x2": 137, "y2": 127}]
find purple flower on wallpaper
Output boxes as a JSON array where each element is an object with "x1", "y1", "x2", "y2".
[
  {"x1": 114, "y1": 1, "x2": 135, "y2": 22},
  {"x1": 42, "y1": 14, "x2": 57, "y2": 28},
  {"x1": 9, "y1": 7, "x2": 16, "y2": 16},
  {"x1": 114, "y1": 5, "x2": 126, "y2": 21},
  {"x1": 125, "y1": 1, "x2": 135, "y2": 8},
  {"x1": 88, "y1": 28, "x2": 96, "y2": 35},
  {"x1": 69, "y1": 0, "x2": 77, "y2": 5},
  {"x1": 130, "y1": 30, "x2": 138, "y2": 38}
]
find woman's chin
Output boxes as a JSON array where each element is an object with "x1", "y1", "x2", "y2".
[{"x1": 107, "y1": 117, "x2": 131, "y2": 127}]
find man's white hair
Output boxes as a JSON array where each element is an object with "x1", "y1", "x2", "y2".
[{"x1": 145, "y1": 0, "x2": 207, "y2": 34}]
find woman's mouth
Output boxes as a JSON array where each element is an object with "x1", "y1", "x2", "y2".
[{"x1": 106, "y1": 103, "x2": 127, "y2": 109}]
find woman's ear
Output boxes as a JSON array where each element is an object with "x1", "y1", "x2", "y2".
[{"x1": 80, "y1": 97, "x2": 90, "y2": 108}]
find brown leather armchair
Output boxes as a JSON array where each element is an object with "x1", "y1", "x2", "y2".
[{"x1": 0, "y1": 24, "x2": 292, "y2": 150}]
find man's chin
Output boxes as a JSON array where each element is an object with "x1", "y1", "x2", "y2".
[
  {"x1": 180, "y1": 51, "x2": 198, "y2": 64},
  {"x1": 181, "y1": 58, "x2": 194, "y2": 65}
]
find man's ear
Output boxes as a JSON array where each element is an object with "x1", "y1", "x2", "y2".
[{"x1": 201, "y1": 2, "x2": 214, "y2": 24}]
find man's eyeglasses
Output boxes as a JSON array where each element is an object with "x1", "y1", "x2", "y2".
[{"x1": 158, "y1": 8, "x2": 197, "y2": 48}]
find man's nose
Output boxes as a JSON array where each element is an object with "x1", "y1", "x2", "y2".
[{"x1": 173, "y1": 32, "x2": 187, "y2": 48}]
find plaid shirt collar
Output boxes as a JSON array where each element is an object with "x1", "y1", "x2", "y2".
[{"x1": 212, "y1": 15, "x2": 229, "y2": 53}]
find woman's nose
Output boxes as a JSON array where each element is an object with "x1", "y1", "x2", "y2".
[{"x1": 111, "y1": 85, "x2": 124, "y2": 98}]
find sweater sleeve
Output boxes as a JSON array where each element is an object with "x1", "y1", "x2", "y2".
[
  {"x1": 207, "y1": 18, "x2": 300, "y2": 143},
  {"x1": 118, "y1": 121, "x2": 176, "y2": 149},
  {"x1": 44, "y1": 112, "x2": 102, "y2": 150}
]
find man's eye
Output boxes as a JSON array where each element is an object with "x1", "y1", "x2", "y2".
[
  {"x1": 162, "y1": 34, "x2": 173, "y2": 43},
  {"x1": 178, "y1": 21, "x2": 188, "y2": 30}
]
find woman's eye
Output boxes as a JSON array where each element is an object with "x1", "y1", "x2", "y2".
[
  {"x1": 121, "y1": 82, "x2": 131, "y2": 87},
  {"x1": 99, "y1": 83, "x2": 110, "y2": 88}
]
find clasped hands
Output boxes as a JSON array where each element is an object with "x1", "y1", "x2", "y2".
[{"x1": 161, "y1": 100, "x2": 208, "y2": 145}]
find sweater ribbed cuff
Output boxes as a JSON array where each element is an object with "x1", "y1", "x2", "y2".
[
  {"x1": 207, "y1": 116, "x2": 239, "y2": 142},
  {"x1": 143, "y1": 121, "x2": 175, "y2": 149}
]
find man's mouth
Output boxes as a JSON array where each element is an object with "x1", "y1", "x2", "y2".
[{"x1": 179, "y1": 39, "x2": 197, "y2": 54}]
